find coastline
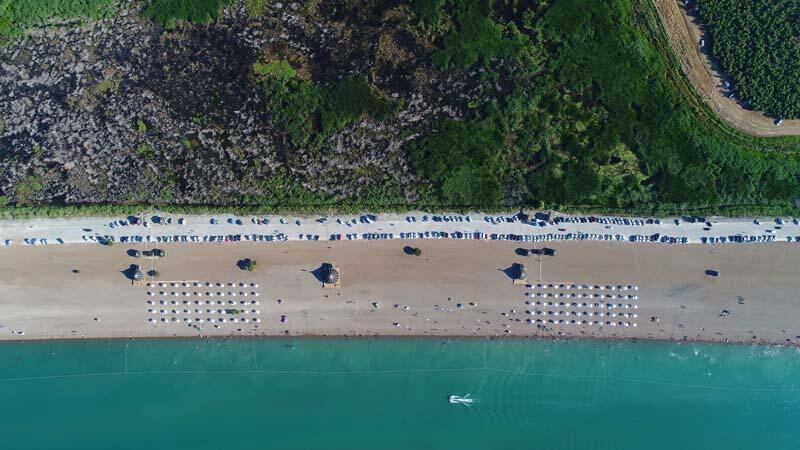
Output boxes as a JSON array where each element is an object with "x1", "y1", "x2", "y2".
[{"x1": 1, "y1": 239, "x2": 798, "y2": 345}]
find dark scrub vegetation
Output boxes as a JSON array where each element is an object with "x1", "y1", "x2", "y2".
[
  {"x1": 696, "y1": 0, "x2": 800, "y2": 119},
  {"x1": 405, "y1": 0, "x2": 800, "y2": 213},
  {"x1": 2, "y1": 0, "x2": 800, "y2": 218}
]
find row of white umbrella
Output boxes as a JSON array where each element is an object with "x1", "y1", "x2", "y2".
[
  {"x1": 147, "y1": 291, "x2": 260, "y2": 297},
  {"x1": 529, "y1": 301, "x2": 638, "y2": 309},
  {"x1": 147, "y1": 299, "x2": 259, "y2": 306},
  {"x1": 528, "y1": 318, "x2": 637, "y2": 327},
  {"x1": 147, "y1": 282, "x2": 259, "y2": 288},
  {"x1": 527, "y1": 292, "x2": 638, "y2": 300},
  {"x1": 529, "y1": 310, "x2": 638, "y2": 318},
  {"x1": 149, "y1": 317, "x2": 260, "y2": 324},
  {"x1": 532, "y1": 283, "x2": 638, "y2": 291},
  {"x1": 149, "y1": 308, "x2": 260, "y2": 315}
]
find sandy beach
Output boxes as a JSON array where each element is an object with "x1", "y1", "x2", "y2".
[{"x1": 0, "y1": 239, "x2": 798, "y2": 344}]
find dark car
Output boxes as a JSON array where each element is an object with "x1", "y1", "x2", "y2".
[
  {"x1": 704, "y1": 269, "x2": 719, "y2": 277},
  {"x1": 542, "y1": 248, "x2": 556, "y2": 256}
]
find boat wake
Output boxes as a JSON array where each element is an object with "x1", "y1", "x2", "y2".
[{"x1": 449, "y1": 394, "x2": 474, "y2": 406}]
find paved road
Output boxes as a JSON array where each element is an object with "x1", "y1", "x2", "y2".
[{"x1": 0, "y1": 211, "x2": 798, "y2": 247}]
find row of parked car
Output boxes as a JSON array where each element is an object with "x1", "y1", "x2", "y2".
[
  {"x1": 406, "y1": 215, "x2": 473, "y2": 223},
  {"x1": 628, "y1": 234, "x2": 690, "y2": 244},
  {"x1": 552, "y1": 216, "x2": 662, "y2": 226},
  {"x1": 701, "y1": 234, "x2": 778, "y2": 244}
]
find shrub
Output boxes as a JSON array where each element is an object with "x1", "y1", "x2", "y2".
[
  {"x1": 432, "y1": 0, "x2": 532, "y2": 69},
  {"x1": 0, "y1": 0, "x2": 113, "y2": 42},
  {"x1": 15, "y1": 175, "x2": 44, "y2": 205},
  {"x1": 408, "y1": 116, "x2": 503, "y2": 206},
  {"x1": 413, "y1": 247, "x2": 422, "y2": 256},
  {"x1": 144, "y1": 0, "x2": 233, "y2": 28},
  {"x1": 320, "y1": 77, "x2": 397, "y2": 135},
  {"x1": 412, "y1": 0, "x2": 445, "y2": 29},
  {"x1": 254, "y1": 62, "x2": 397, "y2": 146}
]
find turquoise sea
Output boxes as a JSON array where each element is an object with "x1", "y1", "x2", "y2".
[{"x1": 0, "y1": 338, "x2": 798, "y2": 450}]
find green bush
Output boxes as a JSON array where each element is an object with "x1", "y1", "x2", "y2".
[
  {"x1": 408, "y1": 116, "x2": 503, "y2": 206},
  {"x1": 320, "y1": 77, "x2": 396, "y2": 135},
  {"x1": 144, "y1": 0, "x2": 233, "y2": 28},
  {"x1": 432, "y1": 0, "x2": 532, "y2": 69},
  {"x1": 0, "y1": 0, "x2": 113, "y2": 42},
  {"x1": 15, "y1": 175, "x2": 44, "y2": 205},
  {"x1": 254, "y1": 60, "x2": 321, "y2": 146},
  {"x1": 254, "y1": 61, "x2": 397, "y2": 146},
  {"x1": 244, "y1": 0, "x2": 268, "y2": 16},
  {"x1": 412, "y1": 0, "x2": 445, "y2": 29}
]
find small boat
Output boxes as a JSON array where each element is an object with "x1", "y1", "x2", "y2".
[{"x1": 449, "y1": 394, "x2": 473, "y2": 406}]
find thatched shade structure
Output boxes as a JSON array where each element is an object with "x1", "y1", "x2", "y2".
[
  {"x1": 322, "y1": 263, "x2": 339, "y2": 284},
  {"x1": 321, "y1": 263, "x2": 340, "y2": 288}
]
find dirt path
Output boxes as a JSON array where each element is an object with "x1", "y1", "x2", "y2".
[{"x1": 653, "y1": 0, "x2": 800, "y2": 137}]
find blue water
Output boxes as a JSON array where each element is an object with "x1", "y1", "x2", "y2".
[{"x1": 0, "y1": 338, "x2": 798, "y2": 449}]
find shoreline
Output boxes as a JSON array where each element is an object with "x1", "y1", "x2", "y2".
[{"x1": 0, "y1": 332, "x2": 792, "y2": 347}]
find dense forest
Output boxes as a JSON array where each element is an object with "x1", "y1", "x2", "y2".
[
  {"x1": 1, "y1": 0, "x2": 800, "y2": 217},
  {"x1": 696, "y1": 0, "x2": 800, "y2": 120}
]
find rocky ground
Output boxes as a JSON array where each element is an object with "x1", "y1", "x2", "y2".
[{"x1": 0, "y1": 0, "x2": 485, "y2": 206}]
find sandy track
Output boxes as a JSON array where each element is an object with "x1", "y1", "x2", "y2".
[{"x1": 653, "y1": 0, "x2": 800, "y2": 137}]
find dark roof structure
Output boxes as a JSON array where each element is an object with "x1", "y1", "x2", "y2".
[{"x1": 322, "y1": 263, "x2": 340, "y2": 284}]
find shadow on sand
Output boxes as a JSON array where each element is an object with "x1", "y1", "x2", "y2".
[
  {"x1": 497, "y1": 263, "x2": 524, "y2": 280},
  {"x1": 303, "y1": 264, "x2": 331, "y2": 283},
  {"x1": 121, "y1": 264, "x2": 139, "y2": 280},
  {"x1": 515, "y1": 247, "x2": 530, "y2": 257}
]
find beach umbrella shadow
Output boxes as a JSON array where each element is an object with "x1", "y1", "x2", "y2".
[
  {"x1": 304, "y1": 265, "x2": 328, "y2": 283},
  {"x1": 498, "y1": 264, "x2": 522, "y2": 280},
  {"x1": 121, "y1": 264, "x2": 139, "y2": 280}
]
